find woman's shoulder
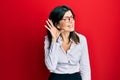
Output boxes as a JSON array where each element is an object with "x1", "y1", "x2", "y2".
[
  {"x1": 75, "y1": 32, "x2": 88, "y2": 45},
  {"x1": 75, "y1": 32, "x2": 87, "y2": 40},
  {"x1": 44, "y1": 35, "x2": 49, "y2": 42},
  {"x1": 44, "y1": 35, "x2": 48, "y2": 39}
]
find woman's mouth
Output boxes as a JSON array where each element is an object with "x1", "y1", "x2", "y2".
[{"x1": 68, "y1": 25, "x2": 74, "y2": 28}]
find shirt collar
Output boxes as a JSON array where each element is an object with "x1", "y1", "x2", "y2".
[{"x1": 57, "y1": 35, "x2": 75, "y2": 44}]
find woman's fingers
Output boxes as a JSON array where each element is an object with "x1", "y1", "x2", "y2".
[
  {"x1": 44, "y1": 25, "x2": 51, "y2": 31},
  {"x1": 46, "y1": 20, "x2": 52, "y2": 29},
  {"x1": 45, "y1": 19, "x2": 63, "y2": 38},
  {"x1": 48, "y1": 19, "x2": 54, "y2": 27}
]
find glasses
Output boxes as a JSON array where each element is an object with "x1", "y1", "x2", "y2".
[{"x1": 61, "y1": 16, "x2": 74, "y2": 22}]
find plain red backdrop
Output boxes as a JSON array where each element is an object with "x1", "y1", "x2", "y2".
[{"x1": 0, "y1": 0, "x2": 120, "y2": 80}]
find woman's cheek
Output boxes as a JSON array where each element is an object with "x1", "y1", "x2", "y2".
[{"x1": 60, "y1": 23, "x2": 67, "y2": 29}]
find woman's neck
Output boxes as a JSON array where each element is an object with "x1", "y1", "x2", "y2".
[{"x1": 61, "y1": 32, "x2": 70, "y2": 43}]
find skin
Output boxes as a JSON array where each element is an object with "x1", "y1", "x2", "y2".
[{"x1": 45, "y1": 10, "x2": 75, "y2": 53}]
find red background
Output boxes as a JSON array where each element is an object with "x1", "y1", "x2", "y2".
[{"x1": 0, "y1": 0, "x2": 120, "y2": 80}]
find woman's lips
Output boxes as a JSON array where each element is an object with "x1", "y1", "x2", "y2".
[{"x1": 68, "y1": 25, "x2": 74, "y2": 28}]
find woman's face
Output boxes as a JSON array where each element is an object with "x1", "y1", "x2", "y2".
[{"x1": 57, "y1": 10, "x2": 75, "y2": 32}]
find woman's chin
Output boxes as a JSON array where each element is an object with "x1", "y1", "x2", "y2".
[{"x1": 65, "y1": 29, "x2": 74, "y2": 32}]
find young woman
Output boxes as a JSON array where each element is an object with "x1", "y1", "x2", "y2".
[{"x1": 44, "y1": 5, "x2": 91, "y2": 80}]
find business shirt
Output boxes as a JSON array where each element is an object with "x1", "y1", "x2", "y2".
[{"x1": 44, "y1": 33, "x2": 91, "y2": 80}]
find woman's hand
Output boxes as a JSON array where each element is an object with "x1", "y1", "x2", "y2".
[{"x1": 45, "y1": 19, "x2": 64, "y2": 42}]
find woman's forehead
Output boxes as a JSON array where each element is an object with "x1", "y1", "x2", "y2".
[{"x1": 63, "y1": 11, "x2": 73, "y2": 17}]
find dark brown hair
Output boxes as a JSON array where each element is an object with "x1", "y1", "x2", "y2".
[{"x1": 47, "y1": 5, "x2": 80, "y2": 48}]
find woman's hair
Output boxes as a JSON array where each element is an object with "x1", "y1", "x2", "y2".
[{"x1": 47, "y1": 5, "x2": 80, "y2": 48}]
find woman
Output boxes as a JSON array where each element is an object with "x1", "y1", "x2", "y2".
[{"x1": 44, "y1": 5, "x2": 91, "y2": 80}]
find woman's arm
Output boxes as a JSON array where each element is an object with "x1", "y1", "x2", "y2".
[
  {"x1": 79, "y1": 35, "x2": 91, "y2": 80},
  {"x1": 44, "y1": 36, "x2": 59, "y2": 72}
]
